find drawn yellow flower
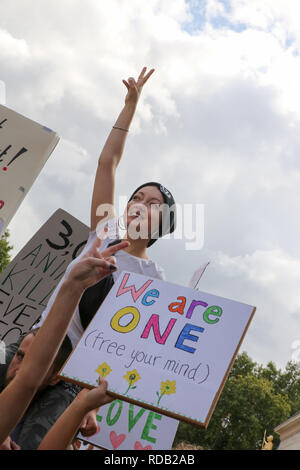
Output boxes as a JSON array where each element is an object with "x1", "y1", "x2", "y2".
[
  {"x1": 95, "y1": 362, "x2": 112, "y2": 378},
  {"x1": 123, "y1": 369, "x2": 141, "y2": 386},
  {"x1": 160, "y1": 380, "x2": 176, "y2": 396}
]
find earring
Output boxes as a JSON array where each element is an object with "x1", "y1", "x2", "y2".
[{"x1": 118, "y1": 215, "x2": 127, "y2": 230}]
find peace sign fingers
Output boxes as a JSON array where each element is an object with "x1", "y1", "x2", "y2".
[
  {"x1": 101, "y1": 240, "x2": 130, "y2": 259},
  {"x1": 123, "y1": 67, "x2": 155, "y2": 105},
  {"x1": 137, "y1": 67, "x2": 155, "y2": 86}
]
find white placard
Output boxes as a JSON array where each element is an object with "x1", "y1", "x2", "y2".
[
  {"x1": 61, "y1": 271, "x2": 255, "y2": 427},
  {"x1": 0, "y1": 104, "x2": 59, "y2": 235},
  {"x1": 78, "y1": 399, "x2": 178, "y2": 451},
  {"x1": 0, "y1": 209, "x2": 89, "y2": 344}
]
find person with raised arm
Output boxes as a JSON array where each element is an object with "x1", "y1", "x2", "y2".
[
  {"x1": 38, "y1": 66, "x2": 176, "y2": 347},
  {"x1": 30, "y1": 67, "x2": 176, "y2": 448}
]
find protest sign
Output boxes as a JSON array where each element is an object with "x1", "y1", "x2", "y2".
[
  {"x1": 78, "y1": 399, "x2": 179, "y2": 450},
  {"x1": 0, "y1": 104, "x2": 59, "y2": 236},
  {"x1": 60, "y1": 271, "x2": 256, "y2": 427},
  {"x1": 0, "y1": 209, "x2": 89, "y2": 344}
]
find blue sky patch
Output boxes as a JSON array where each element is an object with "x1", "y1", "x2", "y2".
[{"x1": 183, "y1": 0, "x2": 247, "y2": 34}]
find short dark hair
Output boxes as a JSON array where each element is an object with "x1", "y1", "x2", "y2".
[{"x1": 19, "y1": 328, "x2": 73, "y2": 374}]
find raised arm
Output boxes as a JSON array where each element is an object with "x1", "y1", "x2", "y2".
[
  {"x1": 0, "y1": 236, "x2": 129, "y2": 444},
  {"x1": 90, "y1": 66, "x2": 155, "y2": 231}
]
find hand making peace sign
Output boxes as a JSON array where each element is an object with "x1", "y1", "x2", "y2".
[
  {"x1": 123, "y1": 66, "x2": 155, "y2": 105},
  {"x1": 67, "y1": 232, "x2": 129, "y2": 290}
]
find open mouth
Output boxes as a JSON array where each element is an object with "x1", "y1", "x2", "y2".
[{"x1": 128, "y1": 206, "x2": 146, "y2": 220}]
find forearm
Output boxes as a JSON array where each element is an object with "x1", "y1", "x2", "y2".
[
  {"x1": 0, "y1": 374, "x2": 36, "y2": 445},
  {"x1": 38, "y1": 398, "x2": 87, "y2": 450},
  {"x1": 91, "y1": 68, "x2": 153, "y2": 230},
  {"x1": 20, "y1": 279, "x2": 84, "y2": 385},
  {"x1": 99, "y1": 102, "x2": 137, "y2": 166}
]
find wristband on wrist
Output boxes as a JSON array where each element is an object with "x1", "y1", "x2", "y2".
[{"x1": 112, "y1": 126, "x2": 129, "y2": 132}]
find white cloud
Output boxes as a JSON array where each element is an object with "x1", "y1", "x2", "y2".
[
  {"x1": 0, "y1": 28, "x2": 29, "y2": 61},
  {"x1": 203, "y1": 0, "x2": 300, "y2": 117},
  {"x1": 216, "y1": 249, "x2": 300, "y2": 314}
]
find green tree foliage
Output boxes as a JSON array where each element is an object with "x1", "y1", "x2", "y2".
[
  {"x1": 256, "y1": 360, "x2": 300, "y2": 416},
  {"x1": 0, "y1": 230, "x2": 13, "y2": 274},
  {"x1": 173, "y1": 352, "x2": 300, "y2": 450}
]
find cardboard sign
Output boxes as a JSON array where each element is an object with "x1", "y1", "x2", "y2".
[
  {"x1": 60, "y1": 271, "x2": 256, "y2": 428},
  {"x1": 0, "y1": 104, "x2": 59, "y2": 236},
  {"x1": 0, "y1": 209, "x2": 89, "y2": 344},
  {"x1": 78, "y1": 399, "x2": 179, "y2": 451}
]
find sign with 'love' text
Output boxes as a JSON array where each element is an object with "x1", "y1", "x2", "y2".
[
  {"x1": 78, "y1": 399, "x2": 179, "y2": 450},
  {"x1": 60, "y1": 271, "x2": 256, "y2": 428},
  {"x1": 0, "y1": 104, "x2": 59, "y2": 235}
]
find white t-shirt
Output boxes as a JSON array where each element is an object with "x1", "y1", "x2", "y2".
[{"x1": 36, "y1": 219, "x2": 165, "y2": 347}]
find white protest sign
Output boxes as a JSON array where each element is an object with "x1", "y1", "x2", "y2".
[
  {"x1": 0, "y1": 209, "x2": 89, "y2": 344},
  {"x1": 61, "y1": 271, "x2": 256, "y2": 427},
  {"x1": 0, "y1": 104, "x2": 59, "y2": 235},
  {"x1": 78, "y1": 399, "x2": 178, "y2": 451}
]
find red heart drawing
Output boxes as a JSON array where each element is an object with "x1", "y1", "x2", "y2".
[
  {"x1": 110, "y1": 431, "x2": 126, "y2": 449},
  {"x1": 134, "y1": 441, "x2": 153, "y2": 451}
]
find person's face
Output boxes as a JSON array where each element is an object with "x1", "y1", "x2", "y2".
[
  {"x1": 125, "y1": 186, "x2": 164, "y2": 242},
  {"x1": 5, "y1": 334, "x2": 59, "y2": 390}
]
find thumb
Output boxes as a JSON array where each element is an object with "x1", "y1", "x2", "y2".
[
  {"x1": 106, "y1": 255, "x2": 116, "y2": 265},
  {"x1": 123, "y1": 79, "x2": 130, "y2": 90},
  {"x1": 80, "y1": 416, "x2": 88, "y2": 429},
  {"x1": 98, "y1": 376, "x2": 108, "y2": 392},
  {"x1": 89, "y1": 232, "x2": 105, "y2": 259},
  {"x1": 11, "y1": 441, "x2": 20, "y2": 450}
]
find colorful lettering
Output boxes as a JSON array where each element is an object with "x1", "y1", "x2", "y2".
[
  {"x1": 186, "y1": 300, "x2": 208, "y2": 319},
  {"x1": 141, "y1": 314, "x2": 177, "y2": 345},
  {"x1": 116, "y1": 273, "x2": 153, "y2": 302},
  {"x1": 141, "y1": 412, "x2": 162, "y2": 444},
  {"x1": 168, "y1": 296, "x2": 186, "y2": 315},
  {"x1": 106, "y1": 400, "x2": 123, "y2": 426},
  {"x1": 111, "y1": 306, "x2": 140, "y2": 333},
  {"x1": 203, "y1": 305, "x2": 222, "y2": 324},
  {"x1": 128, "y1": 404, "x2": 146, "y2": 432},
  {"x1": 175, "y1": 323, "x2": 205, "y2": 354},
  {"x1": 142, "y1": 289, "x2": 159, "y2": 306}
]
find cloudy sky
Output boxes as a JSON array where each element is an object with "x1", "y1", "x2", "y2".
[{"x1": 1, "y1": 0, "x2": 299, "y2": 368}]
